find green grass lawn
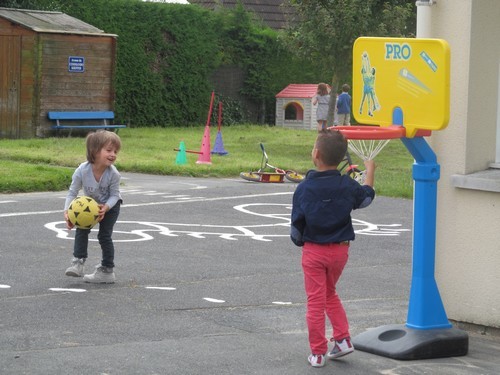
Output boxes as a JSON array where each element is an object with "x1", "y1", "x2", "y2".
[{"x1": 0, "y1": 125, "x2": 415, "y2": 197}]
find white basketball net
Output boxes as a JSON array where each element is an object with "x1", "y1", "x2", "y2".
[{"x1": 347, "y1": 139, "x2": 391, "y2": 161}]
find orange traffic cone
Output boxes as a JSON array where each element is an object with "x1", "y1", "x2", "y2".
[{"x1": 196, "y1": 125, "x2": 212, "y2": 164}]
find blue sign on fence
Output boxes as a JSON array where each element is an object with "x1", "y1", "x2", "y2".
[{"x1": 68, "y1": 56, "x2": 85, "y2": 72}]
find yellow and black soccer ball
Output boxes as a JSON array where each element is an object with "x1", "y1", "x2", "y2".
[{"x1": 67, "y1": 196, "x2": 100, "y2": 229}]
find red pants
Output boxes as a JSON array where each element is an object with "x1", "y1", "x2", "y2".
[{"x1": 302, "y1": 242, "x2": 350, "y2": 354}]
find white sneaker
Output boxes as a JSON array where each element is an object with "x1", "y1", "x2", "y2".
[
  {"x1": 65, "y1": 258, "x2": 85, "y2": 277},
  {"x1": 327, "y1": 338, "x2": 354, "y2": 359},
  {"x1": 83, "y1": 265, "x2": 115, "y2": 284},
  {"x1": 307, "y1": 354, "x2": 326, "y2": 368}
]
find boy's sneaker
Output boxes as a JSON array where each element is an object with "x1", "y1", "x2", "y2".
[
  {"x1": 65, "y1": 258, "x2": 85, "y2": 277},
  {"x1": 83, "y1": 265, "x2": 115, "y2": 284},
  {"x1": 328, "y1": 337, "x2": 354, "y2": 359},
  {"x1": 307, "y1": 354, "x2": 326, "y2": 368}
]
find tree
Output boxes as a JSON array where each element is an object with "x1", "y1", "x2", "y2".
[
  {"x1": 218, "y1": 4, "x2": 322, "y2": 124},
  {"x1": 283, "y1": 0, "x2": 415, "y2": 125}
]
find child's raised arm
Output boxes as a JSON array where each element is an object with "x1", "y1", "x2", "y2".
[{"x1": 363, "y1": 159, "x2": 376, "y2": 187}]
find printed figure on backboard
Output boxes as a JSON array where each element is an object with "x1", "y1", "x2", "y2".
[{"x1": 359, "y1": 52, "x2": 381, "y2": 117}]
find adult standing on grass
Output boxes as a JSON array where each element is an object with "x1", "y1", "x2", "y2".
[
  {"x1": 336, "y1": 84, "x2": 352, "y2": 125},
  {"x1": 290, "y1": 129, "x2": 376, "y2": 368},
  {"x1": 64, "y1": 130, "x2": 123, "y2": 284},
  {"x1": 312, "y1": 83, "x2": 330, "y2": 131}
]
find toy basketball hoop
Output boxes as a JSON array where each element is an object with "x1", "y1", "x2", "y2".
[
  {"x1": 332, "y1": 125, "x2": 405, "y2": 160},
  {"x1": 345, "y1": 38, "x2": 469, "y2": 362},
  {"x1": 334, "y1": 125, "x2": 405, "y2": 140}
]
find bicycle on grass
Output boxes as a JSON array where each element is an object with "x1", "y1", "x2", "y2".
[
  {"x1": 239, "y1": 143, "x2": 305, "y2": 183},
  {"x1": 239, "y1": 143, "x2": 365, "y2": 184}
]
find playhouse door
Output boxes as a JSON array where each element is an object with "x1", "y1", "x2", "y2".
[{"x1": 0, "y1": 36, "x2": 20, "y2": 138}]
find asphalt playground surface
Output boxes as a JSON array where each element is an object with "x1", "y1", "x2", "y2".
[{"x1": 1, "y1": 172, "x2": 499, "y2": 374}]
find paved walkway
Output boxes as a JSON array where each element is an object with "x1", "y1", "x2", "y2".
[{"x1": 0, "y1": 174, "x2": 498, "y2": 374}]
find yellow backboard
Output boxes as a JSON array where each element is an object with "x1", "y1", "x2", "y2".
[{"x1": 353, "y1": 37, "x2": 450, "y2": 137}]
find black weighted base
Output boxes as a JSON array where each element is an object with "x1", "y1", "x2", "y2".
[{"x1": 352, "y1": 324, "x2": 468, "y2": 360}]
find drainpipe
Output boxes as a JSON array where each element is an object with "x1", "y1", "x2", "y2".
[{"x1": 416, "y1": 0, "x2": 436, "y2": 38}]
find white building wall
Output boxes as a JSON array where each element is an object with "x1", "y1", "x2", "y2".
[{"x1": 429, "y1": 0, "x2": 500, "y2": 328}]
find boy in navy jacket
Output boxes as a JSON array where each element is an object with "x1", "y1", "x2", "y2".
[{"x1": 291, "y1": 129, "x2": 376, "y2": 367}]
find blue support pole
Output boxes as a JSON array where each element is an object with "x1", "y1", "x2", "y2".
[
  {"x1": 400, "y1": 137, "x2": 451, "y2": 329},
  {"x1": 394, "y1": 106, "x2": 451, "y2": 329},
  {"x1": 352, "y1": 108, "x2": 468, "y2": 359}
]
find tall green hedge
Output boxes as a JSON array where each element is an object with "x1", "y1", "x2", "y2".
[{"x1": 59, "y1": 0, "x2": 221, "y2": 126}]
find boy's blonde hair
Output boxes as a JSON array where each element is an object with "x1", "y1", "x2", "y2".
[
  {"x1": 86, "y1": 130, "x2": 122, "y2": 163},
  {"x1": 315, "y1": 129, "x2": 347, "y2": 166}
]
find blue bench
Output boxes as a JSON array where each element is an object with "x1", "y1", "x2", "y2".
[{"x1": 48, "y1": 111, "x2": 126, "y2": 136}]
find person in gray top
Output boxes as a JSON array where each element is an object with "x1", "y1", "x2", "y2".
[
  {"x1": 312, "y1": 83, "x2": 331, "y2": 131},
  {"x1": 64, "y1": 131, "x2": 122, "y2": 284}
]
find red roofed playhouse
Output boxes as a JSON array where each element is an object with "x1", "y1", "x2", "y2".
[{"x1": 275, "y1": 84, "x2": 336, "y2": 130}]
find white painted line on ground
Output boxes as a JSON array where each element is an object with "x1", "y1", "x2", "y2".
[
  {"x1": 272, "y1": 301, "x2": 292, "y2": 305},
  {"x1": 203, "y1": 298, "x2": 225, "y2": 303},
  {"x1": 145, "y1": 286, "x2": 176, "y2": 290},
  {"x1": 122, "y1": 192, "x2": 293, "y2": 208},
  {"x1": 0, "y1": 192, "x2": 292, "y2": 218},
  {"x1": 0, "y1": 284, "x2": 12, "y2": 289},
  {"x1": 0, "y1": 209, "x2": 62, "y2": 218},
  {"x1": 49, "y1": 288, "x2": 86, "y2": 293},
  {"x1": 125, "y1": 190, "x2": 158, "y2": 195}
]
